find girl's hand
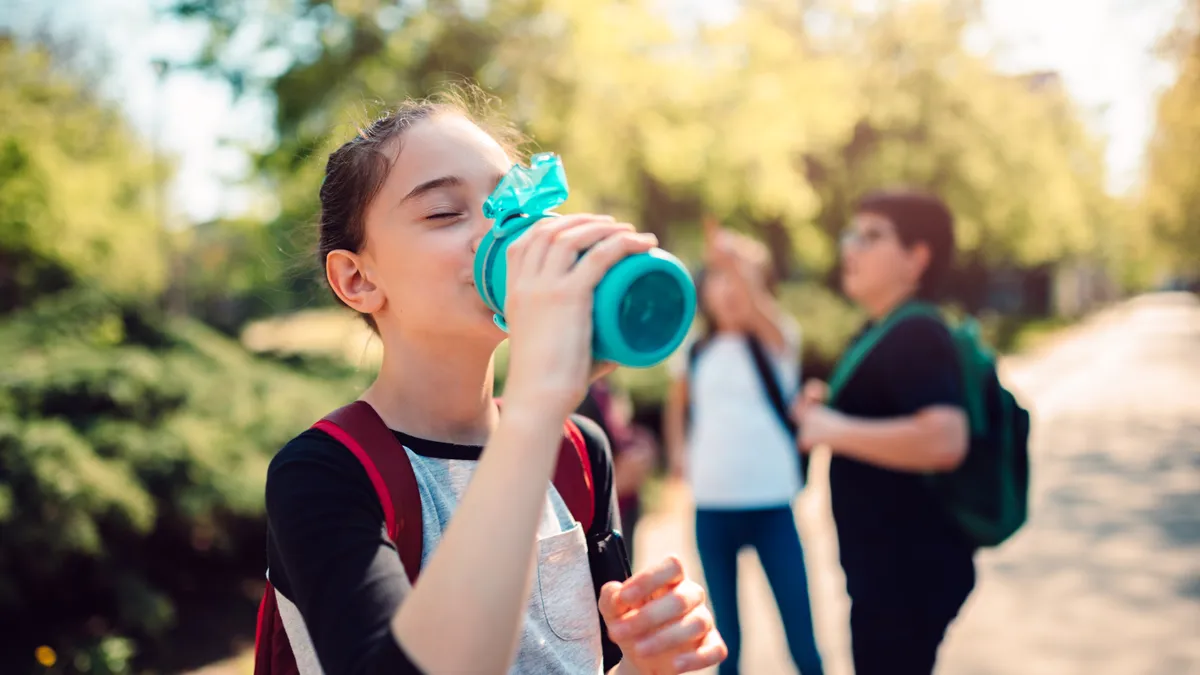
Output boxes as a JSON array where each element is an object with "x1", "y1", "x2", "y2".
[
  {"x1": 502, "y1": 215, "x2": 655, "y2": 423},
  {"x1": 601, "y1": 556, "x2": 727, "y2": 674}
]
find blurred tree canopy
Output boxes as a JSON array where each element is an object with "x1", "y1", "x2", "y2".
[
  {"x1": 0, "y1": 37, "x2": 168, "y2": 311},
  {"x1": 1143, "y1": 0, "x2": 1200, "y2": 275},
  {"x1": 168, "y1": 0, "x2": 1123, "y2": 326},
  {"x1": 0, "y1": 1, "x2": 1181, "y2": 670},
  {"x1": 0, "y1": 35, "x2": 370, "y2": 673}
]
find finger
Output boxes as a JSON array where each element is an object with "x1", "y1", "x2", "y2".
[
  {"x1": 804, "y1": 379, "x2": 828, "y2": 404},
  {"x1": 569, "y1": 231, "x2": 658, "y2": 290},
  {"x1": 789, "y1": 397, "x2": 809, "y2": 422},
  {"x1": 607, "y1": 581, "x2": 705, "y2": 642},
  {"x1": 598, "y1": 581, "x2": 625, "y2": 622},
  {"x1": 631, "y1": 609, "x2": 712, "y2": 659},
  {"x1": 510, "y1": 214, "x2": 613, "y2": 275},
  {"x1": 614, "y1": 555, "x2": 685, "y2": 610},
  {"x1": 506, "y1": 221, "x2": 552, "y2": 277},
  {"x1": 541, "y1": 220, "x2": 636, "y2": 276},
  {"x1": 670, "y1": 629, "x2": 729, "y2": 673},
  {"x1": 789, "y1": 393, "x2": 803, "y2": 413},
  {"x1": 589, "y1": 361, "x2": 618, "y2": 383}
]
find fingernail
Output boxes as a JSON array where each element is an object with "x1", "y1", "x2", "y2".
[{"x1": 673, "y1": 655, "x2": 691, "y2": 670}]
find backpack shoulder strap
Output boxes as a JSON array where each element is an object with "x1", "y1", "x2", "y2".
[
  {"x1": 312, "y1": 401, "x2": 423, "y2": 585},
  {"x1": 828, "y1": 302, "x2": 941, "y2": 405},
  {"x1": 253, "y1": 580, "x2": 300, "y2": 675},
  {"x1": 553, "y1": 417, "x2": 595, "y2": 533},
  {"x1": 745, "y1": 334, "x2": 798, "y2": 437},
  {"x1": 686, "y1": 334, "x2": 710, "y2": 379}
]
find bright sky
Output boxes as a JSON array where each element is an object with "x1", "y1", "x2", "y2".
[{"x1": 1, "y1": 0, "x2": 1185, "y2": 224}]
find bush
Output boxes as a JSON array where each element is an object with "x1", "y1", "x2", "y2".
[{"x1": 0, "y1": 289, "x2": 370, "y2": 673}]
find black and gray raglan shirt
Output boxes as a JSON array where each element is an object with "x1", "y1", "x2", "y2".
[{"x1": 264, "y1": 414, "x2": 623, "y2": 675}]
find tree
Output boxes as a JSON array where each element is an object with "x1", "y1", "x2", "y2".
[
  {"x1": 170, "y1": 0, "x2": 1120, "y2": 322},
  {"x1": 0, "y1": 34, "x2": 372, "y2": 673},
  {"x1": 0, "y1": 36, "x2": 168, "y2": 311},
  {"x1": 801, "y1": 1, "x2": 1115, "y2": 291},
  {"x1": 1142, "y1": 0, "x2": 1200, "y2": 275}
]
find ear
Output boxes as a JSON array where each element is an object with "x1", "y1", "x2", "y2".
[
  {"x1": 326, "y1": 249, "x2": 385, "y2": 317},
  {"x1": 906, "y1": 241, "x2": 931, "y2": 288}
]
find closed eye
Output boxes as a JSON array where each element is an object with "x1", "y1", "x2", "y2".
[{"x1": 427, "y1": 212, "x2": 463, "y2": 221}]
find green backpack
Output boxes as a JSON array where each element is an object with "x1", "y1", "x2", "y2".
[{"x1": 826, "y1": 302, "x2": 1031, "y2": 548}]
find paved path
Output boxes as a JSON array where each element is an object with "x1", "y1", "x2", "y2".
[{"x1": 633, "y1": 293, "x2": 1200, "y2": 675}]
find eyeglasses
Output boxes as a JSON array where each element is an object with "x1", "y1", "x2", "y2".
[{"x1": 839, "y1": 229, "x2": 889, "y2": 249}]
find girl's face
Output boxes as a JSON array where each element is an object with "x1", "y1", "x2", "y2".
[
  {"x1": 840, "y1": 211, "x2": 926, "y2": 307},
  {"x1": 357, "y1": 114, "x2": 513, "y2": 346},
  {"x1": 699, "y1": 266, "x2": 750, "y2": 331}
]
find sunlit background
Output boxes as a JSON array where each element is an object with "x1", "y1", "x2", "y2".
[{"x1": 1, "y1": 0, "x2": 1197, "y2": 673}]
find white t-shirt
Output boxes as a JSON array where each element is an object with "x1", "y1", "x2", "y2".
[{"x1": 669, "y1": 320, "x2": 804, "y2": 509}]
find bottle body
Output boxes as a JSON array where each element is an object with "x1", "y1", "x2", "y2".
[{"x1": 473, "y1": 218, "x2": 696, "y2": 368}]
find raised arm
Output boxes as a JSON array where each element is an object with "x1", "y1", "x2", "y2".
[
  {"x1": 391, "y1": 217, "x2": 655, "y2": 672},
  {"x1": 702, "y1": 217, "x2": 790, "y2": 355},
  {"x1": 663, "y1": 372, "x2": 690, "y2": 481}
]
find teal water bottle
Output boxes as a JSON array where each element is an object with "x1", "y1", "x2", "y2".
[{"x1": 473, "y1": 153, "x2": 696, "y2": 368}]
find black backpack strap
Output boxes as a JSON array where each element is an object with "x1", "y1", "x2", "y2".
[
  {"x1": 686, "y1": 338, "x2": 704, "y2": 375},
  {"x1": 684, "y1": 335, "x2": 711, "y2": 429},
  {"x1": 570, "y1": 413, "x2": 631, "y2": 672},
  {"x1": 745, "y1": 335, "x2": 809, "y2": 483},
  {"x1": 746, "y1": 335, "x2": 798, "y2": 436}
]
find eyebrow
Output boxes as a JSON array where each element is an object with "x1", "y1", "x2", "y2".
[
  {"x1": 398, "y1": 171, "x2": 510, "y2": 206},
  {"x1": 399, "y1": 175, "x2": 463, "y2": 205}
]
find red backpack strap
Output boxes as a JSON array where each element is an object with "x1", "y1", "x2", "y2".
[
  {"x1": 312, "y1": 401, "x2": 423, "y2": 584},
  {"x1": 553, "y1": 417, "x2": 595, "y2": 532},
  {"x1": 254, "y1": 580, "x2": 300, "y2": 675}
]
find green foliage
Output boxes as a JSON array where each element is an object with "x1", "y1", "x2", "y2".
[
  {"x1": 0, "y1": 289, "x2": 370, "y2": 671},
  {"x1": 167, "y1": 0, "x2": 1123, "y2": 329},
  {"x1": 801, "y1": 1, "x2": 1116, "y2": 275},
  {"x1": 0, "y1": 38, "x2": 168, "y2": 309},
  {"x1": 1142, "y1": 0, "x2": 1200, "y2": 275}
]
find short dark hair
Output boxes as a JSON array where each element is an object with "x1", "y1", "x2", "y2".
[{"x1": 854, "y1": 189, "x2": 956, "y2": 299}]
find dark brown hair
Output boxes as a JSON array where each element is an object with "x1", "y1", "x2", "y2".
[
  {"x1": 854, "y1": 189, "x2": 956, "y2": 300},
  {"x1": 316, "y1": 85, "x2": 525, "y2": 328}
]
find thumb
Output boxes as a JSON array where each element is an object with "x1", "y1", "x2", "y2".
[
  {"x1": 598, "y1": 580, "x2": 628, "y2": 623},
  {"x1": 803, "y1": 379, "x2": 828, "y2": 404}
]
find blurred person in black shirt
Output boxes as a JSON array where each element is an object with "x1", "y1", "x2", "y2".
[{"x1": 792, "y1": 190, "x2": 973, "y2": 675}]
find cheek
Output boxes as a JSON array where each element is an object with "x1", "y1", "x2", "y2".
[
  {"x1": 859, "y1": 248, "x2": 909, "y2": 288},
  {"x1": 374, "y1": 226, "x2": 473, "y2": 300},
  {"x1": 841, "y1": 247, "x2": 858, "y2": 272},
  {"x1": 703, "y1": 280, "x2": 732, "y2": 309}
]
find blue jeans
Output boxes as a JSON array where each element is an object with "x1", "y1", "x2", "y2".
[{"x1": 695, "y1": 506, "x2": 824, "y2": 675}]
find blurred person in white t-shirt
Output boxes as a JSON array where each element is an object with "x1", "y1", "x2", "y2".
[{"x1": 663, "y1": 219, "x2": 824, "y2": 675}]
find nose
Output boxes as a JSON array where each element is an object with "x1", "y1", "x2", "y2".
[
  {"x1": 841, "y1": 244, "x2": 858, "y2": 268},
  {"x1": 469, "y1": 215, "x2": 492, "y2": 255}
]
